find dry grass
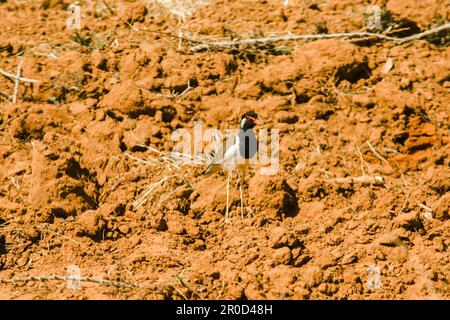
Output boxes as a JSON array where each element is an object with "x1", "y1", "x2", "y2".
[{"x1": 125, "y1": 142, "x2": 208, "y2": 211}]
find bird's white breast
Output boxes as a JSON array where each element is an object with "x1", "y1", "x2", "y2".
[{"x1": 221, "y1": 135, "x2": 241, "y2": 172}]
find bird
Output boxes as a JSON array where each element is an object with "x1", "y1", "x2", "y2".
[{"x1": 204, "y1": 111, "x2": 259, "y2": 224}]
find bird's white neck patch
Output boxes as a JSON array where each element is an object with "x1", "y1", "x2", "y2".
[{"x1": 240, "y1": 118, "x2": 247, "y2": 128}]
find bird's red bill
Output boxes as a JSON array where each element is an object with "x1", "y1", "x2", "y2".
[{"x1": 246, "y1": 115, "x2": 259, "y2": 124}]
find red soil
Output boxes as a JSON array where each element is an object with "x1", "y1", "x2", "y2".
[{"x1": 0, "y1": 0, "x2": 449, "y2": 299}]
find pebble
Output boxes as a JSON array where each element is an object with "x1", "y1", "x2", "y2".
[
  {"x1": 295, "y1": 224, "x2": 310, "y2": 235},
  {"x1": 400, "y1": 78, "x2": 411, "y2": 89},
  {"x1": 352, "y1": 95, "x2": 375, "y2": 108},
  {"x1": 118, "y1": 225, "x2": 131, "y2": 235},
  {"x1": 95, "y1": 109, "x2": 106, "y2": 121},
  {"x1": 291, "y1": 247, "x2": 302, "y2": 260}
]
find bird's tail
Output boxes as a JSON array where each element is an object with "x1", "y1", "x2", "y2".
[
  {"x1": 203, "y1": 163, "x2": 213, "y2": 175},
  {"x1": 203, "y1": 131, "x2": 225, "y2": 175},
  {"x1": 203, "y1": 162, "x2": 222, "y2": 175}
]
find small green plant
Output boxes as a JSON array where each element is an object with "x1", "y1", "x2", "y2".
[
  {"x1": 72, "y1": 31, "x2": 92, "y2": 47},
  {"x1": 72, "y1": 32, "x2": 110, "y2": 51},
  {"x1": 93, "y1": 34, "x2": 110, "y2": 50},
  {"x1": 271, "y1": 45, "x2": 292, "y2": 55}
]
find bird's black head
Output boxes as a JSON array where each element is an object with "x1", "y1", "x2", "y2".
[{"x1": 240, "y1": 111, "x2": 259, "y2": 130}]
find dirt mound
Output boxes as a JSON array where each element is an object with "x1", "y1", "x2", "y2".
[{"x1": 0, "y1": 0, "x2": 449, "y2": 299}]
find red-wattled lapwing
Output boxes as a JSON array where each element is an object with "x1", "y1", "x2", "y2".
[{"x1": 204, "y1": 111, "x2": 259, "y2": 224}]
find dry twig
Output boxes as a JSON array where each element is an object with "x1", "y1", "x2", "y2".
[
  {"x1": 418, "y1": 203, "x2": 432, "y2": 212},
  {"x1": 398, "y1": 192, "x2": 410, "y2": 215},
  {"x1": 12, "y1": 59, "x2": 24, "y2": 103},
  {"x1": 190, "y1": 23, "x2": 450, "y2": 51},
  {"x1": 330, "y1": 175, "x2": 385, "y2": 185},
  {"x1": 39, "y1": 224, "x2": 85, "y2": 247},
  {"x1": 0, "y1": 275, "x2": 154, "y2": 290},
  {"x1": 356, "y1": 146, "x2": 372, "y2": 176},
  {"x1": 0, "y1": 68, "x2": 39, "y2": 83},
  {"x1": 366, "y1": 141, "x2": 389, "y2": 164},
  {"x1": 0, "y1": 274, "x2": 190, "y2": 299},
  {"x1": 132, "y1": 176, "x2": 173, "y2": 210},
  {"x1": 102, "y1": 0, "x2": 115, "y2": 15}
]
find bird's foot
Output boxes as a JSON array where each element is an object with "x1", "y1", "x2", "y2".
[
  {"x1": 241, "y1": 207, "x2": 254, "y2": 219},
  {"x1": 241, "y1": 207, "x2": 255, "y2": 219}
]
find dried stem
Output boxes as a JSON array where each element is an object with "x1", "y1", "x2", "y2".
[
  {"x1": 190, "y1": 23, "x2": 450, "y2": 51},
  {"x1": 0, "y1": 68, "x2": 39, "y2": 83},
  {"x1": 366, "y1": 140, "x2": 389, "y2": 164},
  {"x1": 418, "y1": 203, "x2": 432, "y2": 212},
  {"x1": 330, "y1": 175, "x2": 385, "y2": 185},
  {"x1": 102, "y1": 0, "x2": 115, "y2": 15},
  {"x1": 398, "y1": 192, "x2": 410, "y2": 215},
  {"x1": 12, "y1": 59, "x2": 24, "y2": 103},
  {"x1": 132, "y1": 176, "x2": 172, "y2": 210},
  {"x1": 0, "y1": 275, "x2": 156, "y2": 290}
]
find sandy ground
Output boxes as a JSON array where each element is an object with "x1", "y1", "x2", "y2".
[{"x1": 0, "y1": 0, "x2": 449, "y2": 299}]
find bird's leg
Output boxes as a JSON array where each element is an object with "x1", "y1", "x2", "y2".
[
  {"x1": 239, "y1": 173, "x2": 245, "y2": 219},
  {"x1": 225, "y1": 171, "x2": 232, "y2": 224}
]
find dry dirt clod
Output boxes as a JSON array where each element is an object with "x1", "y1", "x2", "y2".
[
  {"x1": 248, "y1": 176, "x2": 298, "y2": 219},
  {"x1": 154, "y1": 217, "x2": 168, "y2": 232},
  {"x1": 426, "y1": 270, "x2": 438, "y2": 281},
  {"x1": 24, "y1": 226, "x2": 41, "y2": 243},
  {"x1": 340, "y1": 253, "x2": 357, "y2": 265},
  {"x1": 118, "y1": 225, "x2": 131, "y2": 235},
  {"x1": 227, "y1": 285, "x2": 245, "y2": 299},
  {"x1": 378, "y1": 232, "x2": 408, "y2": 247},
  {"x1": 275, "y1": 111, "x2": 299, "y2": 124},
  {"x1": 303, "y1": 268, "x2": 323, "y2": 289},
  {"x1": 433, "y1": 238, "x2": 446, "y2": 253},
  {"x1": 167, "y1": 219, "x2": 186, "y2": 235},
  {"x1": 432, "y1": 193, "x2": 450, "y2": 220},
  {"x1": 120, "y1": 2, "x2": 148, "y2": 24},
  {"x1": 291, "y1": 247, "x2": 302, "y2": 260},
  {"x1": 293, "y1": 286, "x2": 311, "y2": 299},
  {"x1": 317, "y1": 283, "x2": 330, "y2": 295},
  {"x1": 269, "y1": 227, "x2": 287, "y2": 248},
  {"x1": 76, "y1": 210, "x2": 106, "y2": 239},
  {"x1": 394, "y1": 211, "x2": 424, "y2": 231},
  {"x1": 192, "y1": 239, "x2": 206, "y2": 251},
  {"x1": 272, "y1": 247, "x2": 292, "y2": 266}
]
